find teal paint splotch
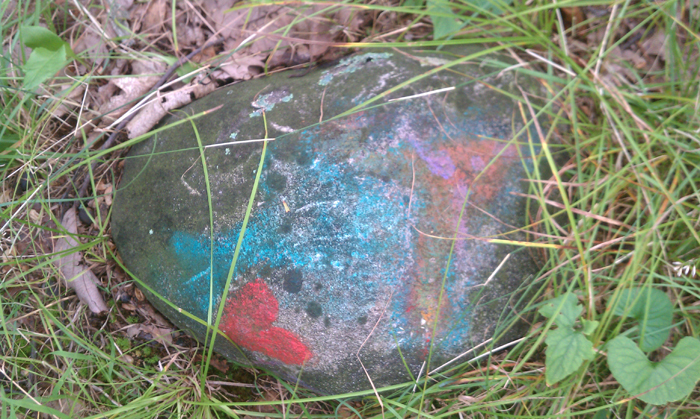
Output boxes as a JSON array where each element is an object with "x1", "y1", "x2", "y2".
[
  {"x1": 318, "y1": 53, "x2": 393, "y2": 86},
  {"x1": 170, "y1": 138, "x2": 415, "y2": 325},
  {"x1": 250, "y1": 93, "x2": 294, "y2": 118}
]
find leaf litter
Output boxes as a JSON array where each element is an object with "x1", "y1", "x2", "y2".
[
  {"x1": 53, "y1": 207, "x2": 108, "y2": 314},
  {"x1": 53, "y1": 0, "x2": 367, "y2": 140}
]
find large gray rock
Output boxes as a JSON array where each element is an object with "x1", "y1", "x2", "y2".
[{"x1": 112, "y1": 46, "x2": 549, "y2": 394}]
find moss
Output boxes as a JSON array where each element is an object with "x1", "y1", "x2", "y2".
[{"x1": 115, "y1": 337, "x2": 131, "y2": 351}]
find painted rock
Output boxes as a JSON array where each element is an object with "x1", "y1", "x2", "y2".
[{"x1": 113, "y1": 46, "x2": 548, "y2": 394}]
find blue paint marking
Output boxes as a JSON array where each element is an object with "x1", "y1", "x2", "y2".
[
  {"x1": 170, "y1": 136, "x2": 413, "y2": 324},
  {"x1": 249, "y1": 93, "x2": 294, "y2": 118},
  {"x1": 318, "y1": 53, "x2": 393, "y2": 86}
]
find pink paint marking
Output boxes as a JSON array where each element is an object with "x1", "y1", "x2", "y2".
[{"x1": 221, "y1": 279, "x2": 312, "y2": 365}]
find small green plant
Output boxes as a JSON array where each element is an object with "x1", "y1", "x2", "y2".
[
  {"x1": 427, "y1": 0, "x2": 462, "y2": 40},
  {"x1": 610, "y1": 288, "x2": 673, "y2": 352},
  {"x1": 607, "y1": 336, "x2": 700, "y2": 405},
  {"x1": 18, "y1": 26, "x2": 74, "y2": 91},
  {"x1": 426, "y1": 0, "x2": 513, "y2": 40},
  {"x1": 540, "y1": 288, "x2": 700, "y2": 405},
  {"x1": 538, "y1": 293, "x2": 597, "y2": 386},
  {"x1": 115, "y1": 336, "x2": 132, "y2": 352}
]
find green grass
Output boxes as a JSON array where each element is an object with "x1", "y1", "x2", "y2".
[{"x1": 2, "y1": 0, "x2": 699, "y2": 418}]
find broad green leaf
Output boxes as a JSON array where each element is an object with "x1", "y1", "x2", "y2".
[
  {"x1": 544, "y1": 327, "x2": 595, "y2": 385},
  {"x1": 20, "y1": 25, "x2": 75, "y2": 59},
  {"x1": 538, "y1": 293, "x2": 581, "y2": 329},
  {"x1": 21, "y1": 25, "x2": 66, "y2": 51},
  {"x1": 581, "y1": 319, "x2": 599, "y2": 335},
  {"x1": 612, "y1": 288, "x2": 673, "y2": 352},
  {"x1": 427, "y1": 0, "x2": 462, "y2": 40},
  {"x1": 607, "y1": 336, "x2": 700, "y2": 405},
  {"x1": 22, "y1": 45, "x2": 68, "y2": 91}
]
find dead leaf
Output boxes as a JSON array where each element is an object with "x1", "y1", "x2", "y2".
[
  {"x1": 209, "y1": 354, "x2": 230, "y2": 373},
  {"x1": 103, "y1": 185, "x2": 113, "y2": 206},
  {"x1": 121, "y1": 302, "x2": 136, "y2": 311},
  {"x1": 72, "y1": 30, "x2": 109, "y2": 71},
  {"x1": 125, "y1": 323, "x2": 173, "y2": 346},
  {"x1": 1, "y1": 245, "x2": 15, "y2": 264},
  {"x1": 621, "y1": 48, "x2": 647, "y2": 69},
  {"x1": 29, "y1": 209, "x2": 41, "y2": 224},
  {"x1": 178, "y1": 22, "x2": 206, "y2": 48},
  {"x1": 458, "y1": 394, "x2": 482, "y2": 405},
  {"x1": 219, "y1": 54, "x2": 266, "y2": 80},
  {"x1": 0, "y1": 189, "x2": 11, "y2": 204},
  {"x1": 125, "y1": 75, "x2": 216, "y2": 138},
  {"x1": 99, "y1": 60, "x2": 166, "y2": 124},
  {"x1": 561, "y1": 7, "x2": 587, "y2": 37},
  {"x1": 134, "y1": 287, "x2": 145, "y2": 301},
  {"x1": 133, "y1": 0, "x2": 167, "y2": 34},
  {"x1": 337, "y1": 406, "x2": 360, "y2": 419},
  {"x1": 255, "y1": 389, "x2": 282, "y2": 415},
  {"x1": 54, "y1": 208, "x2": 108, "y2": 314},
  {"x1": 641, "y1": 31, "x2": 667, "y2": 60},
  {"x1": 45, "y1": 398, "x2": 89, "y2": 418},
  {"x1": 132, "y1": 298, "x2": 172, "y2": 328},
  {"x1": 201, "y1": 1, "x2": 362, "y2": 81},
  {"x1": 194, "y1": 353, "x2": 229, "y2": 373},
  {"x1": 51, "y1": 84, "x2": 86, "y2": 119}
]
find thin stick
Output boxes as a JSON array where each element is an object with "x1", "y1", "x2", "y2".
[
  {"x1": 387, "y1": 87, "x2": 455, "y2": 102},
  {"x1": 431, "y1": 338, "x2": 493, "y2": 374}
]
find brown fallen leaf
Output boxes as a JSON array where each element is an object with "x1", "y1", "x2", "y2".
[
  {"x1": 125, "y1": 323, "x2": 173, "y2": 346},
  {"x1": 54, "y1": 208, "x2": 108, "y2": 314},
  {"x1": 194, "y1": 353, "x2": 229, "y2": 373},
  {"x1": 98, "y1": 60, "x2": 166, "y2": 124},
  {"x1": 125, "y1": 75, "x2": 216, "y2": 138},
  {"x1": 641, "y1": 31, "x2": 667, "y2": 60},
  {"x1": 103, "y1": 184, "x2": 113, "y2": 206}
]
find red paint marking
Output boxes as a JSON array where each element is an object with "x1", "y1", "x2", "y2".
[{"x1": 221, "y1": 279, "x2": 312, "y2": 365}]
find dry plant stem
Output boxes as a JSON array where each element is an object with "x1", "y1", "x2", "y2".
[{"x1": 71, "y1": 37, "x2": 226, "y2": 209}]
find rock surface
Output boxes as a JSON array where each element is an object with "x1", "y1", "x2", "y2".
[{"x1": 112, "y1": 46, "x2": 548, "y2": 394}]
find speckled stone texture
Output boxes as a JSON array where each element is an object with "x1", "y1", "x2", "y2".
[{"x1": 112, "y1": 46, "x2": 549, "y2": 394}]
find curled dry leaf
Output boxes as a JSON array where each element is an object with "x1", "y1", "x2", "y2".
[
  {"x1": 125, "y1": 323, "x2": 173, "y2": 346},
  {"x1": 51, "y1": 83, "x2": 86, "y2": 119},
  {"x1": 203, "y1": 0, "x2": 363, "y2": 81},
  {"x1": 126, "y1": 75, "x2": 217, "y2": 138},
  {"x1": 54, "y1": 207, "x2": 108, "y2": 314},
  {"x1": 641, "y1": 31, "x2": 667, "y2": 60},
  {"x1": 132, "y1": 0, "x2": 167, "y2": 34},
  {"x1": 219, "y1": 54, "x2": 266, "y2": 81},
  {"x1": 99, "y1": 60, "x2": 166, "y2": 124}
]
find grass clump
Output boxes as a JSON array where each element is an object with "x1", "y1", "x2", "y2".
[{"x1": 1, "y1": 0, "x2": 699, "y2": 418}]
